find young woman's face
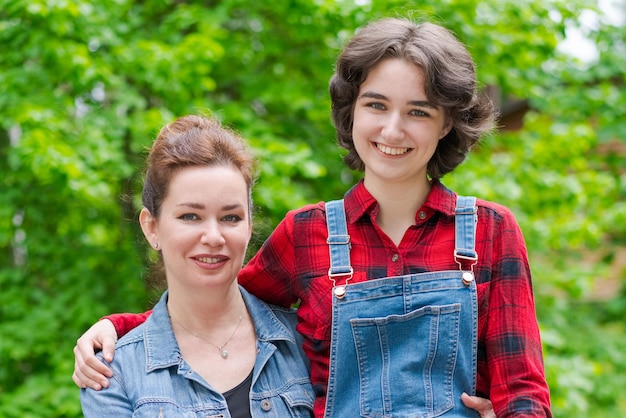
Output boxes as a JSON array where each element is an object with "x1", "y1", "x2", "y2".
[
  {"x1": 142, "y1": 165, "x2": 252, "y2": 292},
  {"x1": 352, "y1": 58, "x2": 450, "y2": 186}
]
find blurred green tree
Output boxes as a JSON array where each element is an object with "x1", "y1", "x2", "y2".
[{"x1": 0, "y1": 0, "x2": 624, "y2": 416}]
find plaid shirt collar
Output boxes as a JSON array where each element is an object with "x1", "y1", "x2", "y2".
[{"x1": 343, "y1": 178, "x2": 458, "y2": 225}]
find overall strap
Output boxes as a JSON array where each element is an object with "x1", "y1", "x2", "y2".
[
  {"x1": 454, "y1": 196, "x2": 478, "y2": 280},
  {"x1": 325, "y1": 200, "x2": 353, "y2": 298}
]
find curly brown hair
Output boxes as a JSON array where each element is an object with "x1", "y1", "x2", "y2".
[{"x1": 329, "y1": 18, "x2": 496, "y2": 179}]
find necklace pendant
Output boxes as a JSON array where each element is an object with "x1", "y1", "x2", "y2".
[{"x1": 220, "y1": 349, "x2": 229, "y2": 359}]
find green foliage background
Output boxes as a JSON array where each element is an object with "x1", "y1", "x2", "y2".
[{"x1": 1, "y1": 0, "x2": 625, "y2": 416}]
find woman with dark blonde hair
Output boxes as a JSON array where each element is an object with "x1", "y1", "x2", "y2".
[
  {"x1": 75, "y1": 18, "x2": 550, "y2": 417},
  {"x1": 79, "y1": 115, "x2": 314, "y2": 417}
]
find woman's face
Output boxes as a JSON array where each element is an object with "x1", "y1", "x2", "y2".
[
  {"x1": 352, "y1": 58, "x2": 450, "y2": 187},
  {"x1": 141, "y1": 165, "x2": 252, "y2": 292}
]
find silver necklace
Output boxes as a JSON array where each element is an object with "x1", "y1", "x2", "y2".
[{"x1": 171, "y1": 309, "x2": 244, "y2": 359}]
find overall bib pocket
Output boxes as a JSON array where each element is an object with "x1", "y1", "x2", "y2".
[{"x1": 350, "y1": 303, "x2": 461, "y2": 417}]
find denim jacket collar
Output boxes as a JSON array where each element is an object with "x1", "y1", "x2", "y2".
[{"x1": 143, "y1": 286, "x2": 295, "y2": 372}]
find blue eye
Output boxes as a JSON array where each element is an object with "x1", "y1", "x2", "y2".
[
  {"x1": 223, "y1": 214, "x2": 243, "y2": 223},
  {"x1": 410, "y1": 109, "x2": 428, "y2": 117},
  {"x1": 368, "y1": 102, "x2": 386, "y2": 110},
  {"x1": 179, "y1": 213, "x2": 198, "y2": 221}
]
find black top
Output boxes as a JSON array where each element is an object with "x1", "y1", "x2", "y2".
[{"x1": 223, "y1": 369, "x2": 253, "y2": 418}]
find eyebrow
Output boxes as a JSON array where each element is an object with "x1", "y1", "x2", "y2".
[
  {"x1": 176, "y1": 202, "x2": 244, "y2": 211},
  {"x1": 221, "y1": 203, "x2": 245, "y2": 211},
  {"x1": 358, "y1": 91, "x2": 439, "y2": 109},
  {"x1": 177, "y1": 202, "x2": 205, "y2": 209}
]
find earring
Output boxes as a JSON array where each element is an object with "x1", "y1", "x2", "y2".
[{"x1": 153, "y1": 242, "x2": 159, "y2": 249}]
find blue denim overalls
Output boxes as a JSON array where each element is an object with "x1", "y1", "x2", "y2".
[{"x1": 323, "y1": 196, "x2": 479, "y2": 418}]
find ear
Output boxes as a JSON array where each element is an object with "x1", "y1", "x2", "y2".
[{"x1": 139, "y1": 208, "x2": 158, "y2": 248}]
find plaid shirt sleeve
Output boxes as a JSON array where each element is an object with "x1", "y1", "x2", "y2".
[
  {"x1": 475, "y1": 200, "x2": 551, "y2": 417},
  {"x1": 104, "y1": 311, "x2": 152, "y2": 338}
]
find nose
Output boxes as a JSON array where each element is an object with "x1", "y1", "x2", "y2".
[
  {"x1": 200, "y1": 220, "x2": 226, "y2": 247},
  {"x1": 380, "y1": 113, "x2": 405, "y2": 142}
]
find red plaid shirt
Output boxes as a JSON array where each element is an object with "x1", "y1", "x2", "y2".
[{"x1": 108, "y1": 179, "x2": 551, "y2": 417}]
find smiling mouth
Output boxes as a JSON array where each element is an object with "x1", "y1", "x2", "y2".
[
  {"x1": 376, "y1": 143, "x2": 411, "y2": 156},
  {"x1": 196, "y1": 256, "x2": 222, "y2": 264}
]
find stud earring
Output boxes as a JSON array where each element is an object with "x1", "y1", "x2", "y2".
[{"x1": 153, "y1": 242, "x2": 159, "y2": 249}]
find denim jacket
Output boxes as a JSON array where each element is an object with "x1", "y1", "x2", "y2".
[{"x1": 80, "y1": 287, "x2": 314, "y2": 417}]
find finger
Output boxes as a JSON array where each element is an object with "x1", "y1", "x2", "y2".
[
  {"x1": 461, "y1": 392, "x2": 495, "y2": 417},
  {"x1": 72, "y1": 369, "x2": 101, "y2": 391},
  {"x1": 101, "y1": 335, "x2": 116, "y2": 363}
]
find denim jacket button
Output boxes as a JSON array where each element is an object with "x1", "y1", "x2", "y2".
[{"x1": 260, "y1": 399, "x2": 272, "y2": 411}]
